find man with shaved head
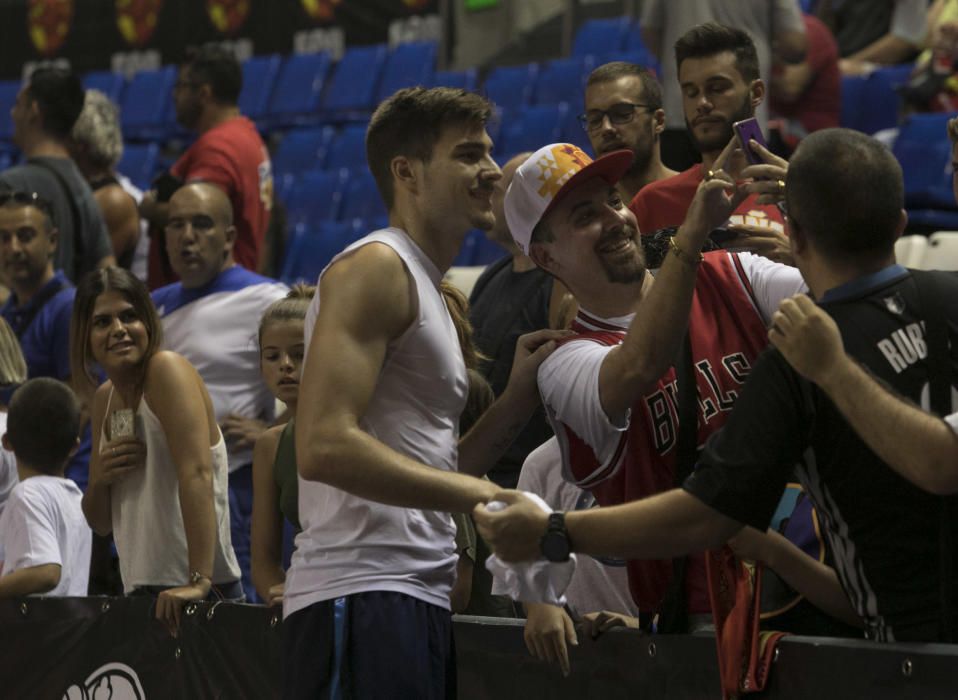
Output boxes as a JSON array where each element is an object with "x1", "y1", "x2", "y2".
[
  {"x1": 469, "y1": 152, "x2": 569, "y2": 490},
  {"x1": 152, "y1": 182, "x2": 288, "y2": 601}
]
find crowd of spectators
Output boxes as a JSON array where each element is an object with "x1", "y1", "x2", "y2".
[{"x1": 0, "y1": 4, "x2": 957, "y2": 697}]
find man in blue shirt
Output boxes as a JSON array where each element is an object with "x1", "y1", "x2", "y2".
[
  {"x1": 0, "y1": 191, "x2": 87, "y2": 486},
  {"x1": 152, "y1": 183, "x2": 287, "y2": 601}
]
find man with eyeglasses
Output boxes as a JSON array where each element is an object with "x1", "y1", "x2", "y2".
[
  {"x1": 152, "y1": 182, "x2": 288, "y2": 602},
  {"x1": 0, "y1": 191, "x2": 93, "y2": 488},
  {"x1": 140, "y1": 45, "x2": 272, "y2": 286},
  {"x1": 631, "y1": 24, "x2": 791, "y2": 265},
  {"x1": 580, "y1": 62, "x2": 677, "y2": 201}
]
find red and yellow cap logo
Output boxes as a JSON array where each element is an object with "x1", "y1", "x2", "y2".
[
  {"x1": 535, "y1": 145, "x2": 592, "y2": 199},
  {"x1": 115, "y1": 0, "x2": 163, "y2": 48},
  {"x1": 206, "y1": 0, "x2": 250, "y2": 36},
  {"x1": 300, "y1": 0, "x2": 342, "y2": 23},
  {"x1": 28, "y1": 0, "x2": 74, "y2": 57}
]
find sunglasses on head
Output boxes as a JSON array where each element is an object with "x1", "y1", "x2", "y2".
[{"x1": 0, "y1": 190, "x2": 54, "y2": 221}]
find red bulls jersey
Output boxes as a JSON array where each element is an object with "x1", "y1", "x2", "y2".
[{"x1": 547, "y1": 251, "x2": 772, "y2": 615}]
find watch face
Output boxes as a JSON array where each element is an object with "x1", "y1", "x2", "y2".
[{"x1": 541, "y1": 531, "x2": 570, "y2": 563}]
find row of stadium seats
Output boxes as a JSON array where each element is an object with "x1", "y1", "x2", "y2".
[
  {"x1": 840, "y1": 64, "x2": 913, "y2": 136},
  {"x1": 0, "y1": 15, "x2": 658, "y2": 147},
  {"x1": 280, "y1": 221, "x2": 503, "y2": 286},
  {"x1": 892, "y1": 112, "x2": 958, "y2": 230}
]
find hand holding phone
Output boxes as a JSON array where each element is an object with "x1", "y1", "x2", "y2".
[
  {"x1": 110, "y1": 408, "x2": 136, "y2": 439},
  {"x1": 733, "y1": 118, "x2": 768, "y2": 165}
]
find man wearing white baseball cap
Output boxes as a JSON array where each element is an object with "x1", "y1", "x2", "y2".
[{"x1": 496, "y1": 141, "x2": 806, "y2": 635}]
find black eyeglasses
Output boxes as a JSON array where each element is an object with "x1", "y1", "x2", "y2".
[
  {"x1": 0, "y1": 190, "x2": 54, "y2": 221},
  {"x1": 578, "y1": 102, "x2": 654, "y2": 133}
]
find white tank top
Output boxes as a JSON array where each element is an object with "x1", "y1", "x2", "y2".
[
  {"x1": 285, "y1": 227, "x2": 468, "y2": 616},
  {"x1": 105, "y1": 388, "x2": 241, "y2": 592}
]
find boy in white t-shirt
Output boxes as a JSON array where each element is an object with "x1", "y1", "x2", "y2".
[{"x1": 0, "y1": 378, "x2": 90, "y2": 597}]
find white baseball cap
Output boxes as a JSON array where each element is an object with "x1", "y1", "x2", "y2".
[{"x1": 504, "y1": 143, "x2": 633, "y2": 254}]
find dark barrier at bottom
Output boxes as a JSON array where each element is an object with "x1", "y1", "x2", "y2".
[{"x1": 1, "y1": 599, "x2": 957, "y2": 698}]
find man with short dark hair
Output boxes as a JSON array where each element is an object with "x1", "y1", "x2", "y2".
[
  {"x1": 141, "y1": 46, "x2": 272, "y2": 283},
  {"x1": 631, "y1": 23, "x2": 790, "y2": 263},
  {"x1": 581, "y1": 62, "x2": 676, "y2": 200},
  {"x1": 0, "y1": 192, "x2": 92, "y2": 488},
  {"x1": 0, "y1": 377, "x2": 90, "y2": 598},
  {"x1": 283, "y1": 87, "x2": 562, "y2": 698},
  {"x1": 478, "y1": 128, "x2": 958, "y2": 644},
  {"x1": 640, "y1": 1, "x2": 806, "y2": 169},
  {"x1": 468, "y1": 152, "x2": 567, "y2": 491},
  {"x1": 0, "y1": 67, "x2": 114, "y2": 281}
]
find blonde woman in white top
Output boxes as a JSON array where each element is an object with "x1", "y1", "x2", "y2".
[{"x1": 74, "y1": 267, "x2": 240, "y2": 636}]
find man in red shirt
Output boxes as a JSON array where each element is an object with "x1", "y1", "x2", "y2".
[
  {"x1": 141, "y1": 46, "x2": 273, "y2": 286},
  {"x1": 631, "y1": 23, "x2": 789, "y2": 264}
]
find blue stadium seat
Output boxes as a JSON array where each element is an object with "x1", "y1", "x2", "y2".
[
  {"x1": 894, "y1": 112, "x2": 957, "y2": 210},
  {"x1": 377, "y1": 41, "x2": 438, "y2": 102},
  {"x1": 483, "y1": 63, "x2": 539, "y2": 115},
  {"x1": 272, "y1": 126, "x2": 334, "y2": 178},
  {"x1": 266, "y1": 52, "x2": 332, "y2": 126},
  {"x1": 558, "y1": 105, "x2": 591, "y2": 153},
  {"x1": 324, "y1": 124, "x2": 369, "y2": 172},
  {"x1": 597, "y1": 49, "x2": 659, "y2": 73},
  {"x1": 621, "y1": 23, "x2": 658, "y2": 69},
  {"x1": 473, "y1": 230, "x2": 506, "y2": 265},
  {"x1": 338, "y1": 170, "x2": 386, "y2": 223},
  {"x1": 857, "y1": 64, "x2": 912, "y2": 135},
  {"x1": 572, "y1": 18, "x2": 631, "y2": 57},
  {"x1": 906, "y1": 209, "x2": 958, "y2": 230},
  {"x1": 452, "y1": 229, "x2": 480, "y2": 266},
  {"x1": 840, "y1": 75, "x2": 866, "y2": 131},
  {"x1": 497, "y1": 105, "x2": 567, "y2": 159},
  {"x1": 431, "y1": 69, "x2": 478, "y2": 92},
  {"x1": 117, "y1": 143, "x2": 159, "y2": 191},
  {"x1": 0, "y1": 81, "x2": 21, "y2": 143},
  {"x1": 535, "y1": 57, "x2": 593, "y2": 106},
  {"x1": 280, "y1": 221, "x2": 354, "y2": 285},
  {"x1": 83, "y1": 71, "x2": 126, "y2": 104},
  {"x1": 323, "y1": 44, "x2": 389, "y2": 118},
  {"x1": 282, "y1": 169, "x2": 344, "y2": 228},
  {"x1": 239, "y1": 54, "x2": 281, "y2": 121},
  {"x1": 121, "y1": 66, "x2": 176, "y2": 140}
]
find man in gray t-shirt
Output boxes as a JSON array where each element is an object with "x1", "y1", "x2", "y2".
[{"x1": 0, "y1": 68, "x2": 113, "y2": 282}]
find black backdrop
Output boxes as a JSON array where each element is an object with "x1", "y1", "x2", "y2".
[{"x1": 0, "y1": 0, "x2": 438, "y2": 78}]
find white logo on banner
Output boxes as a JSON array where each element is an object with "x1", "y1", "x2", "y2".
[{"x1": 62, "y1": 662, "x2": 146, "y2": 700}]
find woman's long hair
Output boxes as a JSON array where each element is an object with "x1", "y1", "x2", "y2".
[
  {"x1": 0, "y1": 316, "x2": 27, "y2": 389},
  {"x1": 70, "y1": 267, "x2": 163, "y2": 399}
]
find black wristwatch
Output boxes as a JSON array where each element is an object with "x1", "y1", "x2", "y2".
[{"x1": 540, "y1": 512, "x2": 571, "y2": 562}]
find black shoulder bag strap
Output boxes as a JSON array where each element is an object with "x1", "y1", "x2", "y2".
[
  {"x1": 13, "y1": 277, "x2": 68, "y2": 338},
  {"x1": 27, "y1": 158, "x2": 86, "y2": 281},
  {"x1": 912, "y1": 270, "x2": 955, "y2": 642},
  {"x1": 654, "y1": 333, "x2": 699, "y2": 634}
]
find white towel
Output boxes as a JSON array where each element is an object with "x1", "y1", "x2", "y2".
[{"x1": 484, "y1": 491, "x2": 577, "y2": 605}]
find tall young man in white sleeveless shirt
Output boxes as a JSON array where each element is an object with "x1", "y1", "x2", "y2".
[{"x1": 282, "y1": 88, "x2": 565, "y2": 698}]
